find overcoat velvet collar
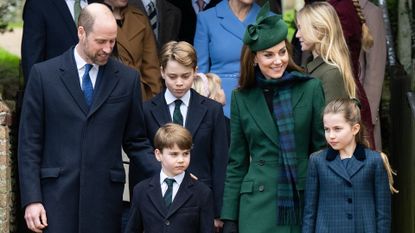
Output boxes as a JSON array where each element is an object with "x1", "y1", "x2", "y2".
[{"x1": 326, "y1": 143, "x2": 367, "y2": 161}]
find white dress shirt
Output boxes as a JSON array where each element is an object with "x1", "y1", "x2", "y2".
[
  {"x1": 74, "y1": 46, "x2": 99, "y2": 88},
  {"x1": 165, "y1": 89, "x2": 191, "y2": 126},
  {"x1": 160, "y1": 170, "x2": 185, "y2": 202}
]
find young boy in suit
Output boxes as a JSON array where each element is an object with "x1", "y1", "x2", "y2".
[
  {"x1": 143, "y1": 41, "x2": 228, "y2": 231},
  {"x1": 125, "y1": 123, "x2": 214, "y2": 233}
]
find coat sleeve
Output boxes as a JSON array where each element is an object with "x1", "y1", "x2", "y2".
[
  {"x1": 123, "y1": 73, "x2": 160, "y2": 191},
  {"x1": 200, "y1": 187, "x2": 215, "y2": 233},
  {"x1": 302, "y1": 154, "x2": 319, "y2": 233},
  {"x1": 194, "y1": 12, "x2": 210, "y2": 73},
  {"x1": 18, "y1": 65, "x2": 45, "y2": 207},
  {"x1": 359, "y1": 3, "x2": 386, "y2": 124},
  {"x1": 124, "y1": 185, "x2": 144, "y2": 233},
  {"x1": 21, "y1": 0, "x2": 47, "y2": 82},
  {"x1": 374, "y1": 154, "x2": 391, "y2": 233},
  {"x1": 211, "y1": 104, "x2": 229, "y2": 217},
  {"x1": 310, "y1": 80, "x2": 326, "y2": 152},
  {"x1": 220, "y1": 91, "x2": 250, "y2": 220}
]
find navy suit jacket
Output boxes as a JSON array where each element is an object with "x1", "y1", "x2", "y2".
[
  {"x1": 21, "y1": 0, "x2": 97, "y2": 83},
  {"x1": 143, "y1": 89, "x2": 228, "y2": 217},
  {"x1": 302, "y1": 145, "x2": 391, "y2": 233},
  {"x1": 125, "y1": 172, "x2": 214, "y2": 233},
  {"x1": 165, "y1": 0, "x2": 221, "y2": 44},
  {"x1": 18, "y1": 48, "x2": 157, "y2": 233}
]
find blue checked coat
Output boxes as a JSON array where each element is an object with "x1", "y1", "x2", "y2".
[{"x1": 302, "y1": 145, "x2": 391, "y2": 233}]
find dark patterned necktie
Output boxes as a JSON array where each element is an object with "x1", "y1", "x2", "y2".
[
  {"x1": 147, "y1": 1, "x2": 157, "y2": 37},
  {"x1": 164, "y1": 178, "x2": 175, "y2": 208},
  {"x1": 173, "y1": 99, "x2": 183, "y2": 125},
  {"x1": 82, "y1": 64, "x2": 93, "y2": 108}
]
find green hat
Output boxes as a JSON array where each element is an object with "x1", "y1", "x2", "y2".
[{"x1": 243, "y1": 1, "x2": 288, "y2": 52}]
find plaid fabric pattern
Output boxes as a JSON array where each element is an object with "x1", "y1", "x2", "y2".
[
  {"x1": 273, "y1": 87, "x2": 300, "y2": 224},
  {"x1": 256, "y1": 70, "x2": 311, "y2": 225}
]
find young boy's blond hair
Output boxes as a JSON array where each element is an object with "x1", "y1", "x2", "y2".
[{"x1": 154, "y1": 123, "x2": 193, "y2": 151}]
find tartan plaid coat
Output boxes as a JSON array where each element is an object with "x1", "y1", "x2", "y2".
[{"x1": 302, "y1": 145, "x2": 391, "y2": 233}]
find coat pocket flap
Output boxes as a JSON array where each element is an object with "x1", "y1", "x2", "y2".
[
  {"x1": 110, "y1": 170, "x2": 126, "y2": 183},
  {"x1": 239, "y1": 181, "x2": 254, "y2": 194},
  {"x1": 40, "y1": 168, "x2": 61, "y2": 178}
]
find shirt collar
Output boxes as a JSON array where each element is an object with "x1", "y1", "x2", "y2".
[
  {"x1": 159, "y1": 170, "x2": 185, "y2": 185},
  {"x1": 74, "y1": 45, "x2": 99, "y2": 71},
  {"x1": 164, "y1": 89, "x2": 191, "y2": 107}
]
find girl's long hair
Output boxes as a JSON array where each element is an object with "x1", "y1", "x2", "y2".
[{"x1": 297, "y1": 2, "x2": 356, "y2": 98}]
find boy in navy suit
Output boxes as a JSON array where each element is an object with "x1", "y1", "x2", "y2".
[
  {"x1": 125, "y1": 123, "x2": 214, "y2": 233},
  {"x1": 142, "y1": 41, "x2": 228, "y2": 231}
]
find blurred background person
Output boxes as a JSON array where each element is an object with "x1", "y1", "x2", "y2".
[
  {"x1": 103, "y1": 0, "x2": 161, "y2": 101},
  {"x1": 166, "y1": 0, "x2": 221, "y2": 44},
  {"x1": 296, "y1": 2, "x2": 356, "y2": 103},
  {"x1": 21, "y1": 0, "x2": 97, "y2": 84},
  {"x1": 358, "y1": 0, "x2": 387, "y2": 150},
  {"x1": 129, "y1": 0, "x2": 182, "y2": 48},
  {"x1": 194, "y1": 0, "x2": 262, "y2": 117}
]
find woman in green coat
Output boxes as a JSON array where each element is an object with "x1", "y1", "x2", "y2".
[{"x1": 220, "y1": 3, "x2": 326, "y2": 233}]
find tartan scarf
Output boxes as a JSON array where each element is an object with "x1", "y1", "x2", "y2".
[{"x1": 256, "y1": 70, "x2": 311, "y2": 225}]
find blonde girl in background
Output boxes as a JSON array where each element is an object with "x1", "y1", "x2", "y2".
[
  {"x1": 193, "y1": 72, "x2": 230, "y2": 144},
  {"x1": 193, "y1": 73, "x2": 226, "y2": 106},
  {"x1": 302, "y1": 98, "x2": 397, "y2": 233},
  {"x1": 295, "y1": 1, "x2": 356, "y2": 103}
]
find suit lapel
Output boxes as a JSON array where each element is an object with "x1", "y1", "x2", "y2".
[
  {"x1": 117, "y1": 8, "x2": 145, "y2": 55},
  {"x1": 185, "y1": 91, "x2": 207, "y2": 136},
  {"x1": 216, "y1": 2, "x2": 259, "y2": 40},
  {"x1": 242, "y1": 88, "x2": 279, "y2": 147},
  {"x1": 347, "y1": 157, "x2": 365, "y2": 178},
  {"x1": 147, "y1": 174, "x2": 168, "y2": 217},
  {"x1": 53, "y1": 0, "x2": 78, "y2": 42},
  {"x1": 87, "y1": 59, "x2": 120, "y2": 117},
  {"x1": 166, "y1": 173, "x2": 193, "y2": 219},
  {"x1": 59, "y1": 49, "x2": 89, "y2": 115},
  {"x1": 328, "y1": 155, "x2": 351, "y2": 182},
  {"x1": 151, "y1": 92, "x2": 172, "y2": 126},
  {"x1": 291, "y1": 81, "x2": 305, "y2": 109}
]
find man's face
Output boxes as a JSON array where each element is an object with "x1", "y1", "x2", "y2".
[{"x1": 78, "y1": 19, "x2": 117, "y2": 65}]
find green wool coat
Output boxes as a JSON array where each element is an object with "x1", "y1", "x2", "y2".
[
  {"x1": 221, "y1": 77, "x2": 326, "y2": 233},
  {"x1": 306, "y1": 56, "x2": 349, "y2": 103}
]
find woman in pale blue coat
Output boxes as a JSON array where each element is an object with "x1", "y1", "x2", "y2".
[{"x1": 194, "y1": 0, "x2": 261, "y2": 117}]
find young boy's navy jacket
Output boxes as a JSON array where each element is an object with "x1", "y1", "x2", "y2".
[
  {"x1": 143, "y1": 89, "x2": 228, "y2": 217},
  {"x1": 302, "y1": 145, "x2": 391, "y2": 233},
  {"x1": 125, "y1": 172, "x2": 214, "y2": 233}
]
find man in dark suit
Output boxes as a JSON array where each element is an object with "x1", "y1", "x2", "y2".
[
  {"x1": 18, "y1": 4, "x2": 157, "y2": 233},
  {"x1": 165, "y1": 0, "x2": 221, "y2": 44},
  {"x1": 143, "y1": 41, "x2": 228, "y2": 231},
  {"x1": 129, "y1": 0, "x2": 181, "y2": 48},
  {"x1": 21, "y1": 0, "x2": 98, "y2": 84},
  {"x1": 125, "y1": 123, "x2": 214, "y2": 233}
]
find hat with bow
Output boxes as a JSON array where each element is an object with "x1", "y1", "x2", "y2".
[{"x1": 243, "y1": 1, "x2": 288, "y2": 52}]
